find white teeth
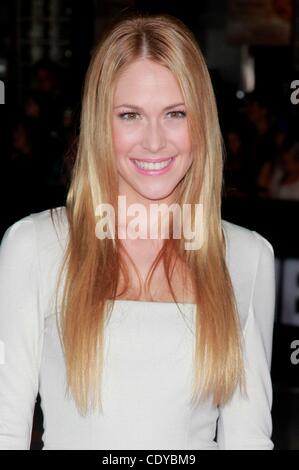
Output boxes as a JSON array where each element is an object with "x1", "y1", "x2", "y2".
[{"x1": 134, "y1": 158, "x2": 173, "y2": 170}]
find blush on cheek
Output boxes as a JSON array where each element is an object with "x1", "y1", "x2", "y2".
[{"x1": 113, "y1": 128, "x2": 137, "y2": 157}]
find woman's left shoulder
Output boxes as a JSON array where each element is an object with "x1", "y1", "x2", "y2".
[
  {"x1": 222, "y1": 219, "x2": 275, "y2": 330},
  {"x1": 222, "y1": 219, "x2": 274, "y2": 266}
]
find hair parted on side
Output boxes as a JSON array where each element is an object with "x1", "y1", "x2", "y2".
[{"x1": 50, "y1": 11, "x2": 247, "y2": 417}]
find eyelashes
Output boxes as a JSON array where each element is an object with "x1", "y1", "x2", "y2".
[{"x1": 117, "y1": 111, "x2": 187, "y2": 121}]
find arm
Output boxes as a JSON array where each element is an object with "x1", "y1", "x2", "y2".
[
  {"x1": 216, "y1": 232, "x2": 276, "y2": 449},
  {"x1": 0, "y1": 217, "x2": 43, "y2": 449}
]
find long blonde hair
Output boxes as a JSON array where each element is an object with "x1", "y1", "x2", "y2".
[{"x1": 51, "y1": 12, "x2": 246, "y2": 416}]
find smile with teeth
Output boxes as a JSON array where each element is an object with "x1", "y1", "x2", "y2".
[{"x1": 133, "y1": 158, "x2": 173, "y2": 170}]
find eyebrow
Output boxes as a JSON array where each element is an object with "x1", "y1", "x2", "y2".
[{"x1": 114, "y1": 102, "x2": 185, "y2": 111}]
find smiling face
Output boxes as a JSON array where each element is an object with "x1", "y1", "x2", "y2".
[{"x1": 112, "y1": 59, "x2": 193, "y2": 205}]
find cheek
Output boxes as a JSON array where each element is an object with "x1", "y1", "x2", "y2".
[
  {"x1": 173, "y1": 126, "x2": 192, "y2": 154},
  {"x1": 113, "y1": 128, "x2": 129, "y2": 157},
  {"x1": 112, "y1": 124, "x2": 138, "y2": 157}
]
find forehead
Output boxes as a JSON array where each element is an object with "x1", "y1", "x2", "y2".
[{"x1": 113, "y1": 59, "x2": 183, "y2": 104}]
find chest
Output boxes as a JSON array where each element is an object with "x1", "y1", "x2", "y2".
[{"x1": 116, "y1": 239, "x2": 196, "y2": 303}]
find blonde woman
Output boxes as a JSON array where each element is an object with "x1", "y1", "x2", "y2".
[{"x1": 0, "y1": 13, "x2": 276, "y2": 450}]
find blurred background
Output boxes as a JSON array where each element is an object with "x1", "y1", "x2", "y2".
[{"x1": 0, "y1": 0, "x2": 298, "y2": 450}]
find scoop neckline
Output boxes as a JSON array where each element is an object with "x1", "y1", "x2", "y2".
[
  {"x1": 112, "y1": 299, "x2": 196, "y2": 306},
  {"x1": 108, "y1": 223, "x2": 229, "y2": 307}
]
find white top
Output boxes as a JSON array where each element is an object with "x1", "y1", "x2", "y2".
[{"x1": 0, "y1": 206, "x2": 276, "y2": 450}]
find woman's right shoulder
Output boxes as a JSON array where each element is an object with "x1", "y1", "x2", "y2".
[{"x1": 0, "y1": 206, "x2": 69, "y2": 257}]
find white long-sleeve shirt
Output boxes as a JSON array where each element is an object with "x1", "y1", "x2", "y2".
[{"x1": 0, "y1": 206, "x2": 276, "y2": 450}]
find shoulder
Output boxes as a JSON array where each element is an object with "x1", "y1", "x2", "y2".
[
  {"x1": 222, "y1": 219, "x2": 274, "y2": 266},
  {"x1": 1, "y1": 205, "x2": 68, "y2": 240},
  {"x1": 221, "y1": 219, "x2": 275, "y2": 329},
  {"x1": 28, "y1": 206, "x2": 69, "y2": 251},
  {"x1": 0, "y1": 207, "x2": 69, "y2": 316},
  {"x1": 0, "y1": 206, "x2": 68, "y2": 270},
  {"x1": 0, "y1": 213, "x2": 37, "y2": 264}
]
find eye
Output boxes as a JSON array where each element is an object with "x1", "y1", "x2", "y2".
[
  {"x1": 166, "y1": 111, "x2": 186, "y2": 119},
  {"x1": 118, "y1": 112, "x2": 140, "y2": 121}
]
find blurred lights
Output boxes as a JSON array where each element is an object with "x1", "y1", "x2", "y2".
[
  {"x1": 240, "y1": 45, "x2": 255, "y2": 93},
  {"x1": 0, "y1": 60, "x2": 7, "y2": 78},
  {"x1": 236, "y1": 90, "x2": 245, "y2": 99}
]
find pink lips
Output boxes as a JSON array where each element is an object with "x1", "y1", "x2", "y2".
[
  {"x1": 130, "y1": 156, "x2": 174, "y2": 163},
  {"x1": 130, "y1": 156, "x2": 175, "y2": 176}
]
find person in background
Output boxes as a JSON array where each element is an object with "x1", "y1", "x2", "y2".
[
  {"x1": 256, "y1": 117, "x2": 290, "y2": 197},
  {"x1": 223, "y1": 126, "x2": 252, "y2": 198},
  {"x1": 244, "y1": 92, "x2": 277, "y2": 196}
]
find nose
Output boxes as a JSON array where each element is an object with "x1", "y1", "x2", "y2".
[{"x1": 142, "y1": 119, "x2": 166, "y2": 153}]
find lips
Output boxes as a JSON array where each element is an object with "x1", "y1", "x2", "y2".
[
  {"x1": 130, "y1": 156, "x2": 175, "y2": 163},
  {"x1": 130, "y1": 155, "x2": 175, "y2": 175}
]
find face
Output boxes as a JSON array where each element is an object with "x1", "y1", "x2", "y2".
[{"x1": 112, "y1": 59, "x2": 193, "y2": 205}]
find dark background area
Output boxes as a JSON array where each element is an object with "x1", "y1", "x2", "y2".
[{"x1": 0, "y1": 0, "x2": 299, "y2": 450}]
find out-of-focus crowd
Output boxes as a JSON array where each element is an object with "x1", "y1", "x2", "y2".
[{"x1": 223, "y1": 90, "x2": 299, "y2": 201}]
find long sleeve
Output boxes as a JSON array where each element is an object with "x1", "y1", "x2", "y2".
[
  {"x1": 0, "y1": 217, "x2": 43, "y2": 449},
  {"x1": 216, "y1": 232, "x2": 276, "y2": 450}
]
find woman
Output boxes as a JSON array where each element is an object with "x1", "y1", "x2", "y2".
[{"x1": 0, "y1": 13, "x2": 276, "y2": 450}]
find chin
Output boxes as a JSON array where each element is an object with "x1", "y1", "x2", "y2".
[
  {"x1": 141, "y1": 191, "x2": 175, "y2": 202},
  {"x1": 145, "y1": 195, "x2": 168, "y2": 201}
]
